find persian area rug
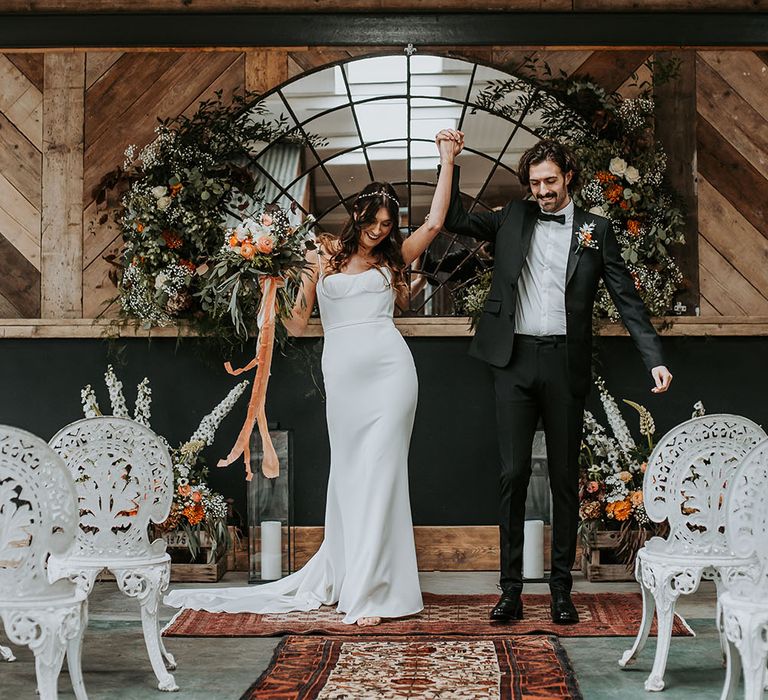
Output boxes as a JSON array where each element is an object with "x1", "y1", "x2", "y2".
[
  {"x1": 240, "y1": 634, "x2": 582, "y2": 700},
  {"x1": 164, "y1": 592, "x2": 692, "y2": 638}
]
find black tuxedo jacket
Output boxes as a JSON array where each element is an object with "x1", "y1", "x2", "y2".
[{"x1": 443, "y1": 165, "x2": 665, "y2": 397}]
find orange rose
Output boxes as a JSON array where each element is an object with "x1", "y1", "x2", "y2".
[
  {"x1": 136, "y1": 222, "x2": 144, "y2": 233},
  {"x1": 255, "y1": 236, "x2": 274, "y2": 254},
  {"x1": 229, "y1": 234, "x2": 239, "y2": 247},
  {"x1": 261, "y1": 213, "x2": 273, "y2": 227},
  {"x1": 618, "y1": 470, "x2": 632, "y2": 483},
  {"x1": 178, "y1": 484, "x2": 191, "y2": 497},
  {"x1": 240, "y1": 240, "x2": 256, "y2": 260},
  {"x1": 630, "y1": 490, "x2": 644, "y2": 507},
  {"x1": 191, "y1": 491, "x2": 202, "y2": 503}
]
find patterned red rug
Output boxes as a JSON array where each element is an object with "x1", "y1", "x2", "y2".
[
  {"x1": 240, "y1": 634, "x2": 582, "y2": 700},
  {"x1": 164, "y1": 592, "x2": 692, "y2": 638}
]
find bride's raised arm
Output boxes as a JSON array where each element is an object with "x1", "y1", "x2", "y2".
[{"x1": 400, "y1": 130, "x2": 463, "y2": 266}]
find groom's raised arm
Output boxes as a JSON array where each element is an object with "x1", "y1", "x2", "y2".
[{"x1": 439, "y1": 164, "x2": 507, "y2": 243}]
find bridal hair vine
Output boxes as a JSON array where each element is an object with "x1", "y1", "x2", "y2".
[{"x1": 356, "y1": 189, "x2": 400, "y2": 208}]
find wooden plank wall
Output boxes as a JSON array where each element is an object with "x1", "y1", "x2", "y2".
[
  {"x1": 0, "y1": 46, "x2": 767, "y2": 321},
  {"x1": 696, "y1": 51, "x2": 768, "y2": 317}
]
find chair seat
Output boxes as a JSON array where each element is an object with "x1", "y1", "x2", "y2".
[
  {"x1": 51, "y1": 551, "x2": 171, "y2": 572},
  {"x1": 638, "y1": 545, "x2": 754, "y2": 570},
  {"x1": 0, "y1": 587, "x2": 85, "y2": 609}
]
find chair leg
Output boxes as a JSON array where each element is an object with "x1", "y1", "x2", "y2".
[
  {"x1": 0, "y1": 644, "x2": 15, "y2": 661},
  {"x1": 114, "y1": 564, "x2": 178, "y2": 692},
  {"x1": 619, "y1": 557, "x2": 656, "y2": 668},
  {"x1": 66, "y1": 601, "x2": 89, "y2": 700},
  {"x1": 644, "y1": 566, "x2": 702, "y2": 692},
  {"x1": 719, "y1": 634, "x2": 741, "y2": 700}
]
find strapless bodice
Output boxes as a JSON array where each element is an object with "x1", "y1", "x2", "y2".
[{"x1": 316, "y1": 266, "x2": 395, "y2": 331}]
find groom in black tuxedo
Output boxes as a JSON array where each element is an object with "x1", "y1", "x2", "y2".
[{"x1": 435, "y1": 133, "x2": 673, "y2": 624}]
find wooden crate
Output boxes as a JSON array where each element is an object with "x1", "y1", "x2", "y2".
[
  {"x1": 168, "y1": 550, "x2": 226, "y2": 583},
  {"x1": 580, "y1": 528, "x2": 642, "y2": 582}
]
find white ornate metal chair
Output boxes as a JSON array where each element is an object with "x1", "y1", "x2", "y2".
[
  {"x1": 0, "y1": 425, "x2": 88, "y2": 700},
  {"x1": 619, "y1": 414, "x2": 766, "y2": 692},
  {"x1": 718, "y1": 437, "x2": 768, "y2": 700},
  {"x1": 48, "y1": 417, "x2": 178, "y2": 692}
]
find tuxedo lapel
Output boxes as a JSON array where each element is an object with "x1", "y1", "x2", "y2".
[
  {"x1": 518, "y1": 203, "x2": 538, "y2": 266},
  {"x1": 565, "y1": 206, "x2": 586, "y2": 288}
]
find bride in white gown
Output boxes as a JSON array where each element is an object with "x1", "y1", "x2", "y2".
[{"x1": 164, "y1": 131, "x2": 463, "y2": 626}]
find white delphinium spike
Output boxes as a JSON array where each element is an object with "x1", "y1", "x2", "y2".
[
  {"x1": 623, "y1": 399, "x2": 655, "y2": 438},
  {"x1": 80, "y1": 385, "x2": 102, "y2": 418},
  {"x1": 595, "y1": 376, "x2": 635, "y2": 458},
  {"x1": 133, "y1": 377, "x2": 152, "y2": 427},
  {"x1": 104, "y1": 364, "x2": 130, "y2": 417},
  {"x1": 188, "y1": 380, "x2": 249, "y2": 446},
  {"x1": 692, "y1": 401, "x2": 706, "y2": 418}
]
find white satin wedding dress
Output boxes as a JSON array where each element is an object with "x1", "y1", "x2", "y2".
[{"x1": 164, "y1": 265, "x2": 423, "y2": 624}]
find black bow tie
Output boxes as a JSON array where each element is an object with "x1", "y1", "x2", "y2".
[{"x1": 537, "y1": 212, "x2": 566, "y2": 225}]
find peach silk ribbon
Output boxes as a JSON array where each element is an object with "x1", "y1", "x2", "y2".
[{"x1": 217, "y1": 276, "x2": 280, "y2": 481}]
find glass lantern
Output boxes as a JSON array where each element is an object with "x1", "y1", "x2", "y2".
[{"x1": 247, "y1": 428, "x2": 293, "y2": 584}]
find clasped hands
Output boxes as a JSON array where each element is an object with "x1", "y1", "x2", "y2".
[{"x1": 435, "y1": 129, "x2": 464, "y2": 163}]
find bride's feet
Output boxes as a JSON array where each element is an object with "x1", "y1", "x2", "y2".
[{"x1": 356, "y1": 616, "x2": 382, "y2": 627}]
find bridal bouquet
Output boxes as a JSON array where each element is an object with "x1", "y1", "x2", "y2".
[
  {"x1": 198, "y1": 207, "x2": 316, "y2": 342},
  {"x1": 578, "y1": 375, "x2": 706, "y2": 561},
  {"x1": 80, "y1": 365, "x2": 249, "y2": 562}
]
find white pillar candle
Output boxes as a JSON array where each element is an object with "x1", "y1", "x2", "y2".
[
  {"x1": 260, "y1": 520, "x2": 282, "y2": 580},
  {"x1": 523, "y1": 519, "x2": 544, "y2": 580}
]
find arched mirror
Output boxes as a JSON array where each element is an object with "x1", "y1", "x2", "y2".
[{"x1": 248, "y1": 53, "x2": 552, "y2": 315}]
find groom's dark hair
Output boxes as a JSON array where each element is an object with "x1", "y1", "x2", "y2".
[{"x1": 517, "y1": 139, "x2": 580, "y2": 193}]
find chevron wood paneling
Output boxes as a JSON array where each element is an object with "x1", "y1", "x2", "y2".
[
  {"x1": 696, "y1": 50, "x2": 768, "y2": 317},
  {"x1": 0, "y1": 52, "x2": 42, "y2": 318},
  {"x1": 82, "y1": 51, "x2": 245, "y2": 318}
]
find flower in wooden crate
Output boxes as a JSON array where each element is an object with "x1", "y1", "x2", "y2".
[{"x1": 80, "y1": 366, "x2": 248, "y2": 561}]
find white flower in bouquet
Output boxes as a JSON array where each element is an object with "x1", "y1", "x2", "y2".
[
  {"x1": 234, "y1": 224, "x2": 248, "y2": 241},
  {"x1": 151, "y1": 185, "x2": 168, "y2": 199},
  {"x1": 624, "y1": 165, "x2": 641, "y2": 185},
  {"x1": 154, "y1": 272, "x2": 168, "y2": 290},
  {"x1": 589, "y1": 205, "x2": 608, "y2": 217},
  {"x1": 609, "y1": 157, "x2": 628, "y2": 177},
  {"x1": 157, "y1": 195, "x2": 173, "y2": 211},
  {"x1": 104, "y1": 365, "x2": 130, "y2": 417},
  {"x1": 692, "y1": 400, "x2": 706, "y2": 418}
]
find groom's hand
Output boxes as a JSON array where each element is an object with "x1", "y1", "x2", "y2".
[
  {"x1": 435, "y1": 129, "x2": 464, "y2": 161},
  {"x1": 651, "y1": 366, "x2": 673, "y2": 394}
]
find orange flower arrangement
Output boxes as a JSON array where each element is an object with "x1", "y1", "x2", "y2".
[
  {"x1": 183, "y1": 503, "x2": 205, "y2": 526},
  {"x1": 595, "y1": 170, "x2": 616, "y2": 184},
  {"x1": 607, "y1": 499, "x2": 632, "y2": 521},
  {"x1": 240, "y1": 240, "x2": 256, "y2": 260},
  {"x1": 605, "y1": 183, "x2": 623, "y2": 203},
  {"x1": 627, "y1": 219, "x2": 642, "y2": 237},
  {"x1": 162, "y1": 230, "x2": 183, "y2": 250},
  {"x1": 255, "y1": 236, "x2": 274, "y2": 254}
]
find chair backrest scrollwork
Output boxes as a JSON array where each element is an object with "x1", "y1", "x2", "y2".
[
  {"x1": 726, "y1": 438, "x2": 768, "y2": 591},
  {"x1": 643, "y1": 414, "x2": 766, "y2": 555},
  {"x1": 49, "y1": 417, "x2": 174, "y2": 560},
  {"x1": 0, "y1": 425, "x2": 78, "y2": 600}
]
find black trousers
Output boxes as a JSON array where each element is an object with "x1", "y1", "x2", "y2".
[{"x1": 493, "y1": 334, "x2": 585, "y2": 593}]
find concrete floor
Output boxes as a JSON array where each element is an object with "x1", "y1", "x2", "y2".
[{"x1": 0, "y1": 572, "x2": 731, "y2": 699}]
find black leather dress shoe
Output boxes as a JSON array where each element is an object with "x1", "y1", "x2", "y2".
[
  {"x1": 490, "y1": 591, "x2": 523, "y2": 622},
  {"x1": 550, "y1": 589, "x2": 579, "y2": 624}
]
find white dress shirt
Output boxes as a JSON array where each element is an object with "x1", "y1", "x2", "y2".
[{"x1": 514, "y1": 200, "x2": 574, "y2": 336}]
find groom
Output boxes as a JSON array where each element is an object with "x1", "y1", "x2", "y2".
[{"x1": 435, "y1": 132, "x2": 673, "y2": 624}]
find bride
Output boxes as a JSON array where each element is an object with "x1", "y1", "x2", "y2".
[{"x1": 165, "y1": 131, "x2": 464, "y2": 626}]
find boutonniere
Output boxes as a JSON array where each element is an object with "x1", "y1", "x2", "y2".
[{"x1": 576, "y1": 221, "x2": 599, "y2": 250}]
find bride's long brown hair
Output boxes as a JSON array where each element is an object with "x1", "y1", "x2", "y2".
[{"x1": 320, "y1": 182, "x2": 407, "y2": 295}]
